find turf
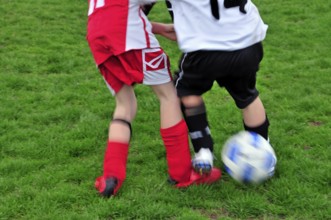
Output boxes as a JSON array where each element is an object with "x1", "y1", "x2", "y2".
[{"x1": 1, "y1": 1, "x2": 330, "y2": 219}]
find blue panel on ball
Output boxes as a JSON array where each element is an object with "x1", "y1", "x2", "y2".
[
  {"x1": 249, "y1": 131, "x2": 260, "y2": 148},
  {"x1": 243, "y1": 164, "x2": 254, "y2": 183},
  {"x1": 227, "y1": 143, "x2": 239, "y2": 163}
]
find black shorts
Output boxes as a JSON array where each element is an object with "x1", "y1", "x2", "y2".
[{"x1": 175, "y1": 42, "x2": 264, "y2": 109}]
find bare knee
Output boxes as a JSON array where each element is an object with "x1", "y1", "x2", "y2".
[
  {"x1": 181, "y1": 95, "x2": 204, "y2": 108},
  {"x1": 151, "y1": 82, "x2": 179, "y2": 102}
]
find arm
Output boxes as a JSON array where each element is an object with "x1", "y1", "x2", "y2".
[{"x1": 151, "y1": 22, "x2": 177, "y2": 41}]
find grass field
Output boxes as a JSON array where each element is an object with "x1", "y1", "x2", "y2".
[{"x1": 1, "y1": 0, "x2": 330, "y2": 219}]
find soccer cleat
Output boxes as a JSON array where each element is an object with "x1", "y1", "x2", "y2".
[
  {"x1": 192, "y1": 148, "x2": 213, "y2": 175},
  {"x1": 95, "y1": 176, "x2": 122, "y2": 197},
  {"x1": 170, "y1": 167, "x2": 221, "y2": 188}
]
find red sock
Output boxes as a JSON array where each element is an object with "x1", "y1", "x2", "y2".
[
  {"x1": 160, "y1": 119, "x2": 192, "y2": 183},
  {"x1": 103, "y1": 141, "x2": 129, "y2": 181}
]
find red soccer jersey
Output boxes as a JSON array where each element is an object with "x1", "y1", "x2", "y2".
[{"x1": 86, "y1": 0, "x2": 160, "y2": 65}]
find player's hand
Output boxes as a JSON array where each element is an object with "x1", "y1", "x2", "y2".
[{"x1": 151, "y1": 22, "x2": 177, "y2": 41}]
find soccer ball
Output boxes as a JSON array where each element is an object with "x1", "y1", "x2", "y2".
[{"x1": 221, "y1": 131, "x2": 277, "y2": 184}]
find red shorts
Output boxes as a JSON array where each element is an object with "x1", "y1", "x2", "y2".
[{"x1": 98, "y1": 48, "x2": 172, "y2": 95}]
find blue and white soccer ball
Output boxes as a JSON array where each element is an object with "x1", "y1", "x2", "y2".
[{"x1": 221, "y1": 131, "x2": 277, "y2": 184}]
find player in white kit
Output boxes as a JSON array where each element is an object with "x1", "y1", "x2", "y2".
[
  {"x1": 151, "y1": 0, "x2": 271, "y2": 175},
  {"x1": 86, "y1": 0, "x2": 221, "y2": 197}
]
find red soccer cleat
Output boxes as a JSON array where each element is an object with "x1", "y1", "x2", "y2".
[
  {"x1": 95, "y1": 176, "x2": 123, "y2": 197},
  {"x1": 174, "y1": 167, "x2": 222, "y2": 188}
]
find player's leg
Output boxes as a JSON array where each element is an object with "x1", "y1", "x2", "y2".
[
  {"x1": 151, "y1": 82, "x2": 192, "y2": 183},
  {"x1": 223, "y1": 42, "x2": 269, "y2": 141},
  {"x1": 95, "y1": 84, "x2": 137, "y2": 197},
  {"x1": 225, "y1": 83, "x2": 270, "y2": 141},
  {"x1": 175, "y1": 52, "x2": 216, "y2": 175},
  {"x1": 151, "y1": 82, "x2": 221, "y2": 186},
  {"x1": 180, "y1": 95, "x2": 214, "y2": 175},
  {"x1": 140, "y1": 47, "x2": 220, "y2": 186},
  {"x1": 108, "y1": 84, "x2": 136, "y2": 142},
  {"x1": 94, "y1": 54, "x2": 138, "y2": 197},
  {"x1": 241, "y1": 43, "x2": 270, "y2": 141},
  {"x1": 242, "y1": 96, "x2": 269, "y2": 141}
]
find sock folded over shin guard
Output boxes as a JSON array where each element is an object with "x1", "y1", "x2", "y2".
[
  {"x1": 160, "y1": 120, "x2": 192, "y2": 183},
  {"x1": 244, "y1": 116, "x2": 270, "y2": 140},
  {"x1": 103, "y1": 141, "x2": 129, "y2": 181}
]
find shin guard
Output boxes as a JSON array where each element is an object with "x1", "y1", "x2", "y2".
[
  {"x1": 182, "y1": 103, "x2": 214, "y2": 153},
  {"x1": 103, "y1": 141, "x2": 129, "y2": 181},
  {"x1": 160, "y1": 120, "x2": 191, "y2": 183}
]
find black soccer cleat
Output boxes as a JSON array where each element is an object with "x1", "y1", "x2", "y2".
[{"x1": 95, "y1": 176, "x2": 121, "y2": 197}]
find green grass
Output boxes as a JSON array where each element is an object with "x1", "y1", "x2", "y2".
[{"x1": 1, "y1": 1, "x2": 330, "y2": 219}]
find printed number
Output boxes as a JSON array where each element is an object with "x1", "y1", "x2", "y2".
[
  {"x1": 88, "y1": 0, "x2": 105, "y2": 16},
  {"x1": 210, "y1": 0, "x2": 248, "y2": 20},
  {"x1": 224, "y1": 0, "x2": 247, "y2": 14},
  {"x1": 210, "y1": 0, "x2": 220, "y2": 20}
]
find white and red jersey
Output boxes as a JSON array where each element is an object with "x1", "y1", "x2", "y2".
[
  {"x1": 168, "y1": 0, "x2": 268, "y2": 52},
  {"x1": 86, "y1": 0, "x2": 160, "y2": 65}
]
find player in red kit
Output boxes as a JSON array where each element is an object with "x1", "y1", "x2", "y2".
[{"x1": 86, "y1": 0, "x2": 221, "y2": 197}]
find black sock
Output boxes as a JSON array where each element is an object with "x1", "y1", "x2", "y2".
[
  {"x1": 183, "y1": 103, "x2": 214, "y2": 153},
  {"x1": 243, "y1": 116, "x2": 270, "y2": 140}
]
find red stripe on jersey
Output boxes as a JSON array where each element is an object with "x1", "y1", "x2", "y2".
[{"x1": 139, "y1": 9, "x2": 150, "y2": 48}]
